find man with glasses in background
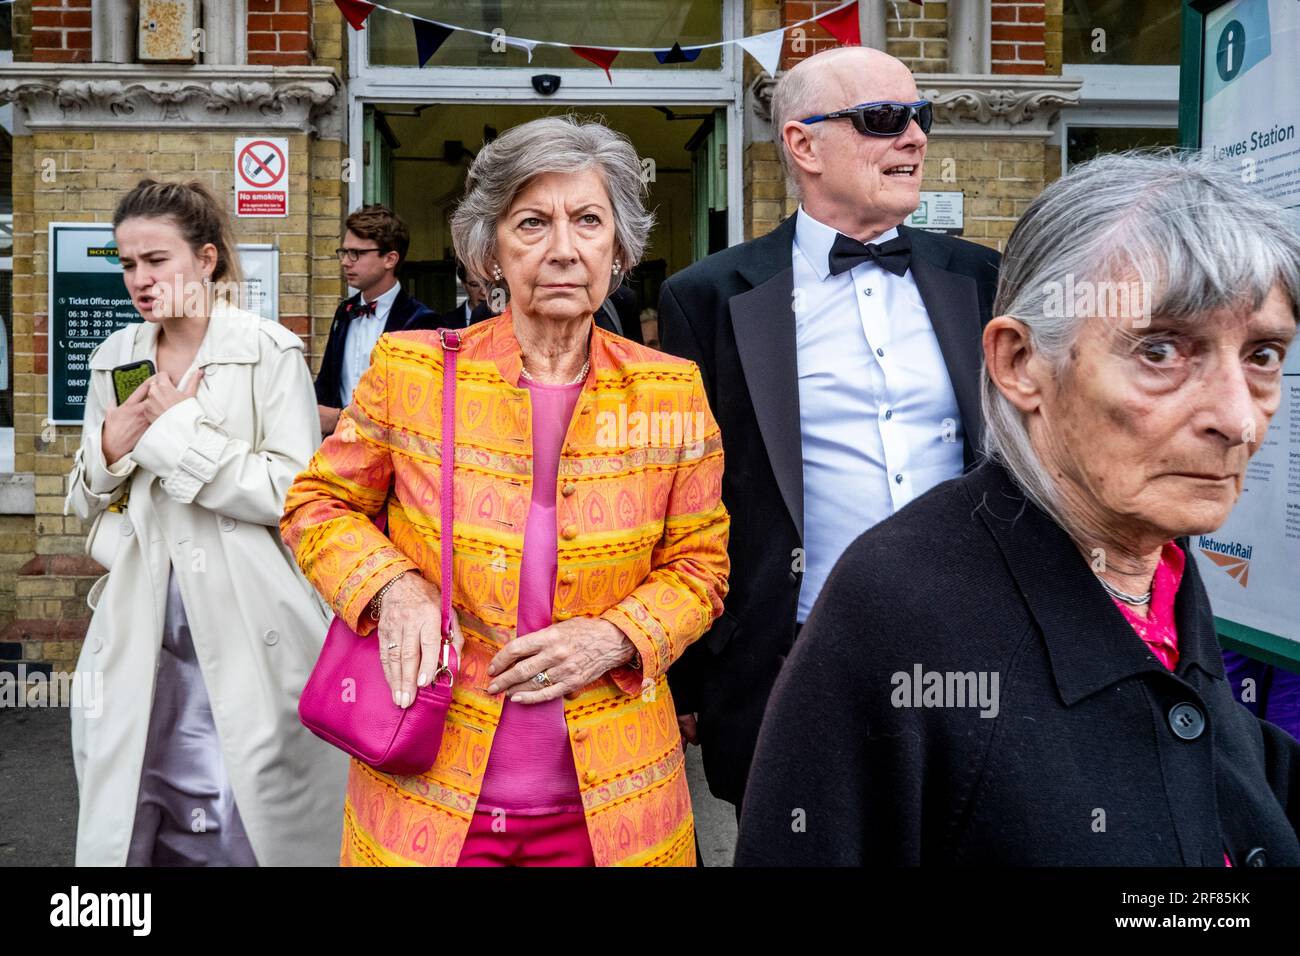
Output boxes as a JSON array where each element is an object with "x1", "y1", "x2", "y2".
[
  {"x1": 657, "y1": 46, "x2": 1002, "y2": 817},
  {"x1": 315, "y1": 205, "x2": 438, "y2": 438}
]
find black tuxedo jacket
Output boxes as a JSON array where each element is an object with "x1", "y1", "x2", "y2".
[
  {"x1": 657, "y1": 215, "x2": 1001, "y2": 806},
  {"x1": 314, "y1": 288, "x2": 439, "y2": 409}
]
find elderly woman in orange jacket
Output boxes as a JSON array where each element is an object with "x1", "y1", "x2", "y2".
[{"x1": 281, "y1": 115, "x2": 729, "y2": 867}]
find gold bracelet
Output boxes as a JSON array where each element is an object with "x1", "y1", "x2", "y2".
[{"x1": 368, "y1": 571, "x2": 408, "y2": 622}]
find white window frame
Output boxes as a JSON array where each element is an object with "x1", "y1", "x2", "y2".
[
  {"x1": 345, "y1": 0, "x2": 746, "y2": 247},
  {"x1": 1054, "y1": 64, "x2": 1181, "y2": 176}
]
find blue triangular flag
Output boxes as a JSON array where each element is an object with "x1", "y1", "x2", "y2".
[
  {"x1": 413, "y1": 19, "x2": 454, "y2": 67},
  {"x1": 655, "y1": 42, "x2": 701, "y2": 64}
]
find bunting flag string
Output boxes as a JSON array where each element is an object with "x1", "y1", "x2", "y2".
[{"x1": 332, "y1": 0, "x2": 861, "y2": 81}]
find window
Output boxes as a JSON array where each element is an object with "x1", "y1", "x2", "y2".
[
  {"x1": 1063, "y1": 0, "x2": 1182, "y2": 66},
  {"x1": 367, "y1": 0, "x2": 723, "y2": 70},
  {"x1": 1066, "y1": 125, "x2": 1181, "y2": 168}
]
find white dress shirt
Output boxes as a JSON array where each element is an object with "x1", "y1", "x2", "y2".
[
  {"x1": 793, "y1": 205, "x2": 965, "y2": 621},
  {"x1": 340, "y1": 281, "x2": 401, "y2": 408}
]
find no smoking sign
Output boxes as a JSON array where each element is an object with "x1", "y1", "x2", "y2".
[{"x1": 234, "y1": 137, "x2": 288, "y2": 217}]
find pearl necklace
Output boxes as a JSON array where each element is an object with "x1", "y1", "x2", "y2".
[{"x1": 519, "y1": 355, "x2": 590, "y2": 386}]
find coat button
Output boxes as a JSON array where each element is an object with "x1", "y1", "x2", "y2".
[
  {"x1": 574, "y1": 728, "x2": 589, "y2": 742},
  {"x1": 219, "y1": 516, "x2": 236, "y2": 532},
  {"x1": 561, "y1": 524, "x2": 578, "y2": 541},
  {"x1": 1168, "y1": 702, "x2": 1205, "y2": 740},
  {"x1": 121, "y1": 522, "x2": 133, "y2": 536},
  {"x1": 262, "y1": 629, "x2": 279, "y2": 646},
  {"x1": 1245, "y1": 847, "x2": 1267, "y2": 867},
  {"x1": 561, "y1": 482, "x2": 576, "y2": 497}
]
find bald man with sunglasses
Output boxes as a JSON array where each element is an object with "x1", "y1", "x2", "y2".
[{"x1": 658, "y1": 47, "x2": 1001, "y2": 816}]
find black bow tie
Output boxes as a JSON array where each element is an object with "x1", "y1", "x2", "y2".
[
  {"x1": 828, "y1": 232, "x2": 912, "y2": 277},
  {"x1": 349, "y1": 299, "x2": 377, "y2": 318}
]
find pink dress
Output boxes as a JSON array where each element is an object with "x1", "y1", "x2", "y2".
[{"x1": 459, "y1": 377, "x2": 592, "y2": 866}]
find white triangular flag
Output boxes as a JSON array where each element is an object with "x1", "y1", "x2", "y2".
[
  {"x1": 505, "y1": 36, "x2": 539, "y2": 62},
  {"x1": 737, "y1": 27, "x2": 784, "y2": 77}
]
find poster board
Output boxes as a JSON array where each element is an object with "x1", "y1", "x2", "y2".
[{"x1": 1179, "y1": 0, "x2": 1300, "y2": 668}]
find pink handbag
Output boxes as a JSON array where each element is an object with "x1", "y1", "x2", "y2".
[{"x1": 298, "y1": 328, "x2": 462, "y2": 775}]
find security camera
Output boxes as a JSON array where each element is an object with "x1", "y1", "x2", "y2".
[{"x1": 532, "y1": 74, "x2": 561, "y2": 96}]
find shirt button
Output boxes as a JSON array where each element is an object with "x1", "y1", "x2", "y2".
[
  {"x1": 1245, "y1": 847, "x2": 1267, "y2": 867},
  {"x1": 574, "y1": 728, "x2": 589, "y2": 742},
  {"x1": 560, "y1": 572, "x2": 577, "y2": 585},
  {"x1": 561, "y1": 482, "x2": 576, "y2": 497},
  {"x1": 90, "y1": 637, "x2": 103, "y2": 653},
  {"x1": 263, "y1": 629, "x2": 280, "y2": 646},
  {"x1": 584, "y1": 769, "x2": 598, "y2": 784},
  {"x1": 876, "y1": 347, "x2": 885, "y2": 357},
  {"x1": 204, "y1": 365, "x2": 217, "y2": 377},
  {"x1": 884, "y1": 409, "x2": 893, "y2": 420},
  {"x1": 863, "y1": 288, "x2": 873, "y2": 296},
  {"x1": 1168, "y1": 702, "x2": 1205, "y2": 740},
  {"x1": 787, "y1": 570, "x2": 799, "y2": 585},
  {"x1": 121, "y1": 522, "x2": 134, "y2": 537},
  {"x1": 219, "y1": 516, "x2": 236, "y2": 532},
  {"x1": 561, "y1": 524, "x2": 578, "y2": 540},
  {"x1": 894, "y1": 473, "x2": 903, "y2": 484}
]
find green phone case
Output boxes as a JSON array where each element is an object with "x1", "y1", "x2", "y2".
[{"x1": 111, "y1": 361, "x2": 154, "y2": 406}]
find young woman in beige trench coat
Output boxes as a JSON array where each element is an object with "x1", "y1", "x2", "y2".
[{"x1": 63, "y1": 180, "x2": 348, "y2": 866}]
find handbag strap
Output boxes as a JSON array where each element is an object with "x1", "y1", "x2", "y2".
[{"x1": 437, "y1": 328, "x2": 461, "y2": 649}]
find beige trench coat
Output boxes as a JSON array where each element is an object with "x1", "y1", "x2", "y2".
[{"x1": 64, "y1": 300, "x2": 348, "y2": 866}]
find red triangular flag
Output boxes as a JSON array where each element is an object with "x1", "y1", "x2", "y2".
[
  {"x1": 571, "y1": 46, "x2": 619, "y2": 83},
  {"x1": 334, "y1": 0, "x2": 375, "y2": 31},
  {"x1": 820, "y1": 2, "x2": 861, "y2": 47}
]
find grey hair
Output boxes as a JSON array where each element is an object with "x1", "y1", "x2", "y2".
[
  {"x1": 769, "y1": 58, "x2": 832, "y2": 200},
  {"x1": 450, "y1": 115, "x2": 655, "y2": 301},
  {"x1": 982, "y1": 148, "x2": 1300, "y2": 543}
]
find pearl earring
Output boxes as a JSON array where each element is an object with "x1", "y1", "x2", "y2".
[
  {"x1": 492, "y1": 264, "x2": 503, "y2": 281},
  {"x1": 611, "y1": 260, "x2": 621, "y2": 275}
]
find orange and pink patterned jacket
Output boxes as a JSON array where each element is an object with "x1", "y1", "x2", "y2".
[{"x1": 281, "y1": 309, "x2": 730, "y2": 866}]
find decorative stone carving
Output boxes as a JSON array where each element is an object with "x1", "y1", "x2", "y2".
[
  {"x1": 0, "y1": 64, "x2": 341, "y2": 135},
  {"x1": 751, "y1": 72, "x2": 1083, "y2": 138}
]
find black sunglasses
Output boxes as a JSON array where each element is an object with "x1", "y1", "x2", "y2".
[{"x1": 799, "y1": 99, "x2": 933, "y2": 137}]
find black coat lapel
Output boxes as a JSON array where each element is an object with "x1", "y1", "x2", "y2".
[
  {"x1": 385, "y1": 290, "x2": 412, "y2": 333},
  {"x1": 965, "y1": 461, "x2": 1200, "y2": 706},
  {"x1": 729, "y1": 216, "x2": 804, "y2": 541},
  {"x1": 903, "y1": 226, "x2": 985, "y2": 463}
]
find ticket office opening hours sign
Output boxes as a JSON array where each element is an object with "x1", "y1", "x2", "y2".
[
  {"x1": 235, "y1": 137, "x2": 288, "y2": 217},
  {"x1": 48, "y1": 222, "x2": 141, "y2": 424}
]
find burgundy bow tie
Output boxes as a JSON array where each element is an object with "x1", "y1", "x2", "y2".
[{"x1": 349, "y1": 299, "x2": 377, "y2": 318}]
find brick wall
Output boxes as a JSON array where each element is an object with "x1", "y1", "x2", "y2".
[
  {"x1": 30, "y1": 0, "x2": 91, "y2": 63},
  {"x1": 1044, "y1": 0, "x2": 1064, "y2": 74},
  {"x1": 248, "y1": 0, "x2": 313, "y2": 66},
  {"x1": 782, "y1": 2, "x2": 949, "y2": 73},
  {"x1": 884, "y1": 1, "x2": 947, "y2": 73},
  {"x1": 992, "y1": 1, "x2": 1047, "y2": 74}
]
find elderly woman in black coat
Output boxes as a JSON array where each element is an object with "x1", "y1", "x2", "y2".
[{"x1": 735, "y1": 150, "x2": 1300, "y2": 866}]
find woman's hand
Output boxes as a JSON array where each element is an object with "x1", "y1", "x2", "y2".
[
  {"x1": 486, "y1": 617, "x2": 638, "y2": 704},
  {"x1": 139, "y1": 369, "x2": 203, "y2": 423},
  {"x1": 102, "y1": 371, "x2": 205, "y2": 466},
  {"x1": 374, "y1": 572, "x2": 464, "y2": 709},
  {"x1": 101, "y1": 378, "x2": 156, "y2": 467}
]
